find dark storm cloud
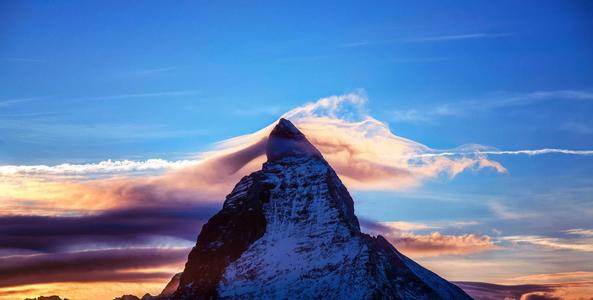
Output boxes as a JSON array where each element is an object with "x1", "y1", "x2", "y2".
[
  {"x1": 0, "y1": 248, "x2": 189, "y2": 288},
  {"x1": 0, "y1": 205, "x2": 218, "y2": 252}
]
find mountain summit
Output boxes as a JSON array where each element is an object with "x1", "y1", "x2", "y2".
[
  {"x1": 173, "y1": 119, "x2": 472, "y2": 300},
  {"x1": 266, "y1": 118, "x2": 323, "y2": 161}
]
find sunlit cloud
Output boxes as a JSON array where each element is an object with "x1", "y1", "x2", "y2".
[
  {"x1": 0, "y1": 247, "x2": 190, "y2": 300},
  {"x1": 0, "y1": 159, "x2": 196, "y2": 178},
  {"x1": 502, "y1": 235, "x2": 593, "y2": 252},
  {"x1": 0, "y1": 282, "x2": 166, "y2": 300},
  {"x1": 564, "y1": 228, "x2": 593, "y2": 237},
  {"x1": 393, "y1": 232, "x2": 496, "y2": 257},
  {"x1": 510, "y1": 271, "x2": 593, "y2": 284},
  {"x1": 380, "y1": 221, "x2": 434, "y2": 231},
  {"x1": 360, "y1": 219, "x2": 496, "y2": 257},
  {"x1": 455, "y1": 281, "x2": 593, "y2": 300},
  {"x1": 1, "y1": 91, "x2": 510, "y2": 216},
  {"x1": 1, "y1": 91, "x2": 592, "y2": 298},
  {"x1": 280, "y1": 92, "x2": 507, "y2": 189}
]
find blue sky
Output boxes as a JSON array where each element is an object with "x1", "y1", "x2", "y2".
[
  {"x1": 2, "y1": 0, "x2": 592, "y2": 163},
  {"x1": 1, "y1": 1, "x2": 593, "y2": 297}
]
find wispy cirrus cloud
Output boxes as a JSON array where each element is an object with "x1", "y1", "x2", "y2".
[
  {"x1": 275, "y1": 55, "x2": 328, "y2": 63},
  {"x1": 0, "y1": 121, "x2": 209, "y2": 142},
  {"x1": 502, "y1": 235, "x2": 593, "y2": 252},
  {"x1": 229, "y1": 106, "x2": 283, "y2": 116},
  {"x1": 1, "y1": 57, "x2": 49, "y2": 63},
  {"x1": 0, "y1": 97, "x2": 43, "y2": 108},
  {"x1": 417, "y1": 148, "x2": 593, "y2": 158},
  {"x1": 340, "y1": 32, "x2": 511, "y2": 48},
  {"x1": 116, "y1": 67, "x2": 184, "y2": 78},
  {"x1": 390, "y1": 106, "x2": 458, "y2": 123},
  {"x1": 561, "y1": 121, "x2": 593, "y2": 135},
  {"x1": 488, "y1": 201, "x2": 540, "y2": 220},
  {"x1": 86, "y1": 90, "x2": 197, "y2": 101},
  {"x1": 390, "y1": 89, "x2": 593, "y2": 123},
  {"x1": 404, "y1": 32, "x2": 512, "y2": 43}
]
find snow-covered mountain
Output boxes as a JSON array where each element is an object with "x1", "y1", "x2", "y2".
[{"x1": 173, "y1": 118, "x2": 472, "y2": 300}]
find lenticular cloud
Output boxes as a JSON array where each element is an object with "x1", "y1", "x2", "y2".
[
  {"x1": 1, "y1": 92, "x2": 510, "y2": 215},
  {"x1": 210, "y1": 91, "x2": 506, "y2": 190}
]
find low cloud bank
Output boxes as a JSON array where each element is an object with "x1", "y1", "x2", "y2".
[
  {"x1": 456, "y1": 281, "x2": 593, "y2": 300},
  {"x1": 359, "y1": 218, "x2": 496, "y2": 257},
  {"x1": 0, "y1": 248, "x2": 188, "y2": 288},
  {"x1": 0, "y1": 205, "x2": 216, "y2": 252}
]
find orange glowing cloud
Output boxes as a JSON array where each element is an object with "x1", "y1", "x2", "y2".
[
  {"x1": 0, "y1": 92, "x2": 507, "y2": 216},
  {"x1": 0, "y1": 282, "x2": 166, "y2": 300},
  {"x1": 360, "y1": 219, "x2": 496, "y2": 257},
  {"x1": 392, "y1": 232, "x2": 496, "y2": 257},
  {"x1": 456, "y1": 281, "x2": 593, "y2": 300},
  {"x1": 510, "y1": 271, "x2": 593, "y2": 284}
]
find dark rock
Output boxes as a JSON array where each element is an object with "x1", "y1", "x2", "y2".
[
  {"x1": 113, "y1": 295, "x2": 140, "y2": 300},
  {"x1": 24, "y1": 296, "x2": 68, "y2": 300}
]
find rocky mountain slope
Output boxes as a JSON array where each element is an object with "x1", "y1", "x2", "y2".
[{"x1": 173, "y1": 118, "x2": 472, "y2": 300}]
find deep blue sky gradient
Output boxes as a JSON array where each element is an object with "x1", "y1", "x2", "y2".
[
  {"x1": 1, "y1": 0, "x2": 593, "y2": 281},
  {"x1": 2, "y1": 0, "x2": 592, "y2": 163}
]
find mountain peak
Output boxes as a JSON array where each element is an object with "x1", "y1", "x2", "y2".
[
  {"x1": 266, "y1": 118, "x2": 323, "y2": 161},
  {"x1": 271, "y1": 118, "x2": 303, "y2": 137},
  {"x1": 173, "y1": 118, "x2": 472, "y2": 300}
]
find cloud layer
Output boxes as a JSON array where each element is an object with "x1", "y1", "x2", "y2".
[
  {"x1": 360, "y1": 219, "x2": 496, "y2": 257},
  {"x1": 0, "y1": 205, "x2": 216, "y2": 253},
  {"x1": 456, "y1": 281, "x2": 593, "y2": 300},
  {"x1": 0, "y1": 248, "x2": 188, "y2": 288},
  {"x1": 2, "y1": 92, "x2": 590, "y2": 298},
  {"x1": 6, "y1": 91, "x2": 591, "y2": 200},
  {"x1": 1, "y1": 91, "x2": 512, "y2": 216}
]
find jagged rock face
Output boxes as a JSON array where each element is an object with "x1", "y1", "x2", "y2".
[
  {"x1": 159, "y1": 273, "x2": 182, "y2": 297},
  {"x1": 174, "y1": 119, "x2": 472, "y2": 300},
  {"x1": 175, "y1": 172, "x2": 270, "y2": 299}
]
